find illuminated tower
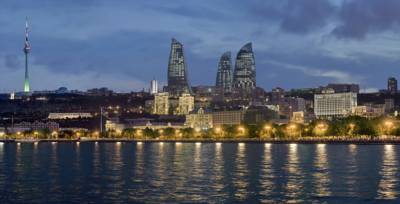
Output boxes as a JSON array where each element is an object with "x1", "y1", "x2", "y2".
[
  {"x1": 233, "y1": 43, "x2": 256, "y2": 93},
  {"x1": 216, "y1": 51, "x2": 233, "y2": 93},
  {"x1": 23, "y1": 17, "x2": 31, "y2": 93},
  {"x1": 167, "y1": 38, "x2": 191, "y2": 97}
]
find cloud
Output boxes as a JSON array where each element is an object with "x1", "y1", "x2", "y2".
[
  {"x1": 333, "y1": 0, "x2": 400, "y2": 39},
  {"x1": 4, "y1": 54, "x2": 21, "y2": 70},
  {"x1": 265, "y1": 59, "x2": 362, "y2": 84},
  {"x1": 0, "y1": 0, "x2": 400, "y2": 93},
  {"x1": 280, "y1": 0, "x2": 335, "y2": 34}
]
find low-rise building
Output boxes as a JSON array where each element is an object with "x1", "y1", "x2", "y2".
[
  {"x1": 314, "y1": 92, "x2": 357, "y2": 119},
  {"x1": 48, "y1": 113, "x2": 93, "y2": 120},
  {"x1": 153, "y1": 92, "x2": 170, "y2": 115},
  {"x1": 212, "y1": 110, "x2": 245, "y2": 126},
  {"x1": 291, "y1": 111, "x2": 305, "y2": 124},
  {"x1": 185, "y1": 108, "x2": 213, "y2": 130},
  {"x1": 351, "y1": 105, "x2": 385, "y2": 118},
  {"x1": 9, "y1": 121, "x2": 60, "y2": 133},
  {"x1": 176, "y1": 93, "x2": 194, "y2": 115}
]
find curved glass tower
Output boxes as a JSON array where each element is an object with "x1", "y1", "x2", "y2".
[
  {"x1": 215, "y1": 51, "x2": 232, "y2": 93},
  {"x1": 233, "y1": 43, "x2": 256, "y2": 93},
  {"x1": 167, "y1": 38, "x2": 191, "y2": 96}
]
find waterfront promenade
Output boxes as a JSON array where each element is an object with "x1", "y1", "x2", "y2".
[{"x1": 3, "y1": 136, "x2": 400, "y2": 144}]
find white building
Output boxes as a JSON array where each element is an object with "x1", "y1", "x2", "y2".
[
  {"x1": 150, "y1": 79, "x2": 158, "y2": 95},
  {"x1": 314, "y1": 92, "x2": 357, "y2": 119},
  {"x1": 48, "y1": 113, "x2": 93, "y2": 120}
]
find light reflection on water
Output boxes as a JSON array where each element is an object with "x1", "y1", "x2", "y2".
[
  {"x1": 0, "y1": 143, "x2": 399, "y2": 203},
  {"x1": 313, "y1": 144, "x2": 330, "y2": 197},
  {"x1": 233, "y1": 143, "x2": 249, "y2": 201},
  {"x1": 377, "y1": 144, "x2": 398, "y2": 200},
  {"x1": 259, "y1": 142, "x2": 274, "y2": 202},
  {"x1": 285, "y1": 143, "x2": 304, "y2": 202}
]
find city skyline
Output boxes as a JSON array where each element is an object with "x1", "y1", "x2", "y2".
[{"x1": 2, "y1": 1, "x2": 400, "y2": 92}]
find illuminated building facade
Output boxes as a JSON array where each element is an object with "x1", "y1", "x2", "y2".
[
  {"x1": 185, "y1": 108, "x2": 213, "y2": 130},
  {"x1": 216, "y1": 52, "x2": 233, "y2": 93},
  {"x1": 233, "y1": 43, "x2": 256, "y2": 93},
  {"x1": 153, "y1": 92, "x2": 170, "y2": 115},
  {"x1": 314, "y1": 92, "x2": 357, "y2": 119},
  {"x1": 176, "y1": 93, "x2": 194, "y2": 115},
  {"x1": 167, "y1": 38, "x2": 191, "y2": 96}
]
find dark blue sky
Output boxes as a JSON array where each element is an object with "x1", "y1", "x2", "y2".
[{"x1": 1, "y1": 0, "x2": 400, "y2": 92}]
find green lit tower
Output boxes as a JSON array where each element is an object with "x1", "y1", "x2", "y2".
[{"x1": 23, "y1": 17, "x2": 31, "y2": 93}]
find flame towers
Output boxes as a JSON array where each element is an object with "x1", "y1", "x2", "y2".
[
  {"x1": 23, "y1": 18, "x2": 31, "y2": 93},
  {"x1": 233, "y1": 43, "x2": 256, "y2": 94},
  {"x1": 216, "y1": 52, "x2": 233, "y2": 93},
  {"x1": 167, "y1": 38, "x2": 191, "y2": 96}
]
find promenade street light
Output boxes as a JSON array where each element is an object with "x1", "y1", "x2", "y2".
[
  {"x1": 237, "y1": 126, "x2": 245, "y2": 136},
  {"x1": 51, "y1": 131, "x2": 58, "y2": 139},
  {"x1": 287, "y1": 124, "x2": 298, "y2": 137},
  {"x1": 349, "y1": 123, "x2": 356, "y2": 136},
  {"x1": 93, "y1": 131, "x2": 100, "y2": 138},
  {"x1": 384, "y1": 120, "x2": 395, "y2": 135},
  {"x1": 214, "y1": 127, "x2": 222, "y2": 134},
  {"x1": 263, "y1": 125, "x2": 272, "y2": 138},
  {"x1": 315, "y1": 123, "x2": 328, "y2": 136},
  {"x1": 214, "y1": 127, "x2": 223, "y2": 138}
]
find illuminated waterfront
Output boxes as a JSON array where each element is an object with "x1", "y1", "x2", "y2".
[{"x1": 0, "y1": 142, "x2": 399, "y2": 203}]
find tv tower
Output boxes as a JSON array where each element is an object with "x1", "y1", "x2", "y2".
[{"x1": 23, "y1": 17, "x2": 31, "y2": 93}]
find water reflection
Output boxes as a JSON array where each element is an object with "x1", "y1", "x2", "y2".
[
  {"x1": 259, "y1": 143, "x2": 274, "y2": 201},
  {"x1": 377, "y1": 145, "x2": 398, "y2": 200},
  {"x1": 2, "y1": 143, "x2": 400, "y2": 203},
  {"x1": 312, "y1": 144, "x2": 331, "y2": 197},
  {"x1": 233, "y1": 143, "x2": 249, "y2": 200},
  {"x1": 285, "y1": 143, "x2": 303, "y2": 202},
  {"x1": 345, "y1": 144, "x2": 358, "y2": 196}
]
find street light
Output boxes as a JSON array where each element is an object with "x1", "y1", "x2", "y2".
[
  {"x1": 263, "y1": 125, "x2": 272, "y2": 138},
  {"x1": 264, "y1": 125, "x2": 272, "y2": 131},
  {"x1": 286, "y1": 124, "x2": 297, "y2": 137},
  {"x1": 315, "y1": 123, "x2": 328, "y2": 136},
  {"x1": 215, "y1": 127, "x2": 222, "y2": 134},
  {"x1": 237, "y1": 126, "x2": 245, "y2": 136},
  {"x1": 348, "y1": 123, "x2": 356, "y2": 136},
  {"x1": 384, "y1": 120, "x2": 395, "y2": 135}
]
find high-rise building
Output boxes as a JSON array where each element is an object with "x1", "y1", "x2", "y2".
[
  {"x1": 314, "y1": 92, "x2": 357, "y2": 119},
  {"x1": 215, "y1": 52, "x2": 233, "y2": 93},
  {"x1": 153, "y1": 92, "x2": 170, "y2": 115},
  {"x1": 388, "y1": 77, "x2": 397, "y2": 94},
  {"x1": 176, "y1": 93, "x2": 194, "y2": 115},
  {"x1": 150, "y1": 79, "x2": 158, "y2": 95},
  {"x1": 233, "y1": 43, "x2": 256, "y2": 93},
  {"x1": 23, "y1": 17, "x2": 31, "y2": 93},
  {"x1": 167, "y1": 38, "x2": 191, "y2": 97}
]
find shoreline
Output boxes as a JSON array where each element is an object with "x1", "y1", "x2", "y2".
[{"x1": 2, "y1": 137, "x2": 400, "y2": 144}]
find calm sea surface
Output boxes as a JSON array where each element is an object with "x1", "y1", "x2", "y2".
[{"x1": 0, "y1": 142, "x2": 399, "y2": 203}]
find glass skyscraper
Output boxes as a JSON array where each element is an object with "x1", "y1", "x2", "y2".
[
  {"x1": 167, "y1": 38, "x2": 191, "y2": 96},
  {"x1": 233, "y1": 43, "x2": 256, "y2": 93},
  {"x1": 215, "y1": 51, "x2": 233, "y2": 93}
]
